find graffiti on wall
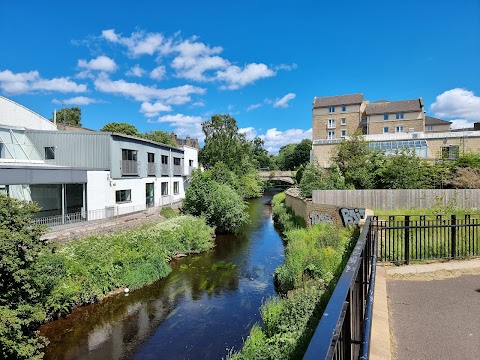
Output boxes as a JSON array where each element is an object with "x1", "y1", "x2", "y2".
[
  {"x1": 309, "y1": 211, "x2": 334, "y2": 226},
  {"x1": 340, "y1": 208, "x2": 366, "y2": 226}
]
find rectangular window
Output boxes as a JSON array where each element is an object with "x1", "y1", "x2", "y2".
[
  {"x1": 189, "y1": 159, "x2": 194, "y2": 167},
  {"x1": 174, "y1": 181, "x2": 179, "y2": 194},
  {"x1": 341, "y1": 130, "x2": 347, "y2": 137},
  {"x1": 426, "y1": 125, "x2": 433, "y2": 131},
  {"x1": 384, "y1": 114, "x2": 389, "y2": 120},
  {"x1": 161, "y1": 182, "x2": 168, "y2": 195},
  {"x1": 395, "y1": 126, "x2": 404, "y2": 133},
  {"x1": 341, "y1": 105, "x2": 346, "y2": 112},
  {"x1": 44, "y1": 147, "x2": 55, "y2": 160},
  {"x1": 328, "y1": 107, "x2": 335, "y2": 113},
  {"x1": 327, "y1": 131, "x2": 335, "y2": 140},
  {"x1": 161, "y1": 155, "x2": 168, "y2": 164},
  {"x1": 173, "y1": 157, "x2": 181, "y2": 165},
  {"x1": 147, "y1": 152, "x2": 155, "y2": 163},
  {"x1": 115, "y1": 189, "x2": 131, "y2": 203},
  {"x1": 396, "y1": 113, "x2": 404, "y2": 119},
  {"x1": 327, "y1": 119, "x2": 336, "y2": 128},
  {"x1": 441, "y1": 146, "x2": 459, "y2": 160},
  {"x1": 383, "y1": 127, "x2": 389, "y2": 133},
  {"x1": 341, "y1": 118, "x2": 346, "y2": 125},
  {"x1": 122, "y1": 149, "x2": 137, "y2": 161}
]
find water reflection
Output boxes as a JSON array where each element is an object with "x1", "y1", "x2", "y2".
[{"x1": 40, "y1": 190, "x2": 284, "y2": 360}]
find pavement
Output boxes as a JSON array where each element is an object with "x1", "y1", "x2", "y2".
[{"x1": 371, "y1": 259, "x2": 480, "y2": 360}]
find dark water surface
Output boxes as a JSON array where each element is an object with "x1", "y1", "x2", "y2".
[{"x1": 40, "y1": 190, "x2": 284, "y2": 360}]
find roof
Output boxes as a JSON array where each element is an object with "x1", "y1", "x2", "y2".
[
  {"x1": 313, "y1": 93, "x2": 364, "y2": 108},
  {"x1": 365, "y1": 98, "x2": 424, "y2": 115},
  {"x1": 425, "y1": 116, "x2": 452, "y2": 126}
]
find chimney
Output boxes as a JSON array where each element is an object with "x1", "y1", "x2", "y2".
[
  {"x1": 419, "y1": 97, "x2": 424, "y2": 108},
  {"x1": 474, "y1": 123, "x2": 480, "y2": 131}
]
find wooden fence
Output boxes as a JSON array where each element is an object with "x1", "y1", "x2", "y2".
[{"x1": 312, "y1": 189, "x2": 480, "y2": 210}]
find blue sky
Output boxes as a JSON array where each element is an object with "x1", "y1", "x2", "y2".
[{"x1": 1, "y1": 0, "x2": 479, "y2": 152}]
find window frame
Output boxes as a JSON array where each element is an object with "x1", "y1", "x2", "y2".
[
  {"x1": 44, "y1": 146, "x2": 55, "y2": 160},
  {"x1": 122, "y1": 149, "x2": 137, "y2": 161},
  {"x1": 395, "y1": 125, "x2": 404, "y2": 133},
  {"x1": 161, "y1": 155, "x2": 168, "y2": 164},
  {"x1": 384, "y1": 114, "x2": 389, "y2": 120},
  {"x1": 327, "y1": 118, "x2": 336, "y2": 129},
  {"x1": 328, "y1": 107, "x2": 336, "y2": 113},
  {"x1": 341, "y1": 105, "x2": 347, "y2": 112},
  {"x1": 396, "y1": 112, "x2": 404, "y2": 120},
  {"x1": 173, "y1": 157, "x2": 181, "y2": 166},
  {"x1": 161, "y1": 182, "x2": 169, "y2": 196},
  {"x1": 327, "y1": 130, "x2": 335, "y2": 140},
  {"x1": 173, "y1": 181, "x2": 179, "y2": 195},
  {"x1": 341, "y1": 118, "x2": 347, "y2": 125},
  {"x1": 115, "y1": 189, "x2": 132, "y2": 203},
  {"x1": 340, "y1": 129, "x2": 347, "y2": 137},
  {"x1": 383, "y1": 126, "x2": 389, "y2": 134}
]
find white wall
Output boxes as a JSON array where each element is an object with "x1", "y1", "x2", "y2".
[
  {"x1": 182, "y1": 146, "x2": 198, "y2": 174},
  {"x1": 86, "y1": 171, "x2": 111, "y2": 212},
  {"x1": 0, "y1": 96, "x2": 57, "y2": 131}
]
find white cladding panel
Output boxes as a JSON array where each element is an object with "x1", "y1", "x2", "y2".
[{"x1": 0, "y1": 96, "x2": 57, "y2": 131}]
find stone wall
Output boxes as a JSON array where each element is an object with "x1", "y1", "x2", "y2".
[{"x1": 285, "y1": 188, "x2": 367, "y2": 228}]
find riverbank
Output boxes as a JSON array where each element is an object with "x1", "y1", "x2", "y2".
[{"x1": 229, "y1": 192, "x2": 358, "y2": 359}]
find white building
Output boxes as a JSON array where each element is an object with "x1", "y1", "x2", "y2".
[{"x1": 0, "y1": 96, "x2": 198, "y2": 226}]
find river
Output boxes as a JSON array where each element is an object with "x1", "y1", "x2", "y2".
[{"x1": 39, "y1": 190, "x2": 285, "y2": 360}]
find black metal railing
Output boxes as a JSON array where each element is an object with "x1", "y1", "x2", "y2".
[
  {"x1": 303, "y1": 217, "x2": 377, "y2": 360},
  {"x1": 374, "y1": 215, "x2": 480, "y2": 264}
]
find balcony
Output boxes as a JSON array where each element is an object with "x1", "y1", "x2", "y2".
[
  {"x1": 173, "y1": 164, "x2": 182, "y2": 176},
  {"x1": 121, "y1": 160, "x2": 139, "y2": 176},
  {"x1": 147, "y1": 162, "x2": 156, "y2": 176},
  {"x1": 161, "y1": 163, "x2": 169, "y2": 176},
  {"x1": 183, "y1": 166, "x2": 194, "y2": 176}
]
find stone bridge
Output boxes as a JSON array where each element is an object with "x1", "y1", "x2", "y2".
[{"x1": 259, "y1": 171, "x2": 296, "y2": 184}]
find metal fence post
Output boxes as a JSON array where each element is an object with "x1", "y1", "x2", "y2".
[
  {"x1": 404, "y1": 216, "x2": 410, "y2": 265},
  {"x1": 451, "y1": 214, "x2": 457, "y2": 259}
]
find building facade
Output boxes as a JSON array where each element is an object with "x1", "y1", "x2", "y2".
[{"x1": 0, "y1": 96, "x2": 197, "y2": 226}]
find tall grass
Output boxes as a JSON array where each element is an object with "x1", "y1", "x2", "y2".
[
  {"x1": 33, "y1": 215, "x2": 215, "y2": 319},
  {"x1": 229, "y1": 192, "x2": 357, "y2": 359}
]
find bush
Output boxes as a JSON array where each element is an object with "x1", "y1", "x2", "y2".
[
  {"x1": 160, "y1": 206, "x2": 179, "y2": 219},
  {"x1": 183, "y1": 170, "x2": 249, "y2": 233},
  {"x1": 271, "y1": 192, "x2": 305, "y2": 233}
]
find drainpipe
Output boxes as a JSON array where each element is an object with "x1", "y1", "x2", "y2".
[
  {"x1": 169, "y1": 148, "x2": 173, "y2": 206},
  {"x1": 61, "y1": 184, "x2": 65, "y2": 224},
  {"x1": 54, "y1": 109, "x2": 57, "y2": 126}
]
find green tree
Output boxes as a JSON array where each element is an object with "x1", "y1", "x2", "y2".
[
  {"x1": 0, "y1": 194, "x2": 47, "y2": 359},
  {"x1": 250, "y1": 137, "x2": 277, "y2": 170},
  {"x1": 276, "y1": 143, "x2": 296, "y2": 170},
  {"x1": 182, "y1": 170, "x2": 249, "y2": 233},
  {"x1": 52, "y1": 106, "x2": 82, "y2": 126},
  {"x1": 332, "y1": 132, "x2": 384, "y2": 189},
  {"x1": 143, "y1": 130, "x2": 176, "y2": 146},
  {"x1": 454, "y1": 152, "x2": 480, "y2": 168},
  {"x1": 379, "y1": 149, "x2": 431, "y2": 189},
  {"x1": 100, "y1": 122, "x2": 139, "y2": 136},
  {"x1": 299, "y1": 163, "x2": 348, "y2": 197},
  {"x1": 199, "y1": 114, "x2": 253, "y2": 175}
]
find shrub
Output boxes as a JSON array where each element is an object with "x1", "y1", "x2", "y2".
[{"x1": 160, "y1": 206, "x2": 179, "y2": 219}]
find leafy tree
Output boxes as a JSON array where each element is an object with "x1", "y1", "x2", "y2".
[
  {"x1": 182, "y1": 170, "x2": 249, "y2": 233},
  {"x1": 275, "y1": 139, "x2": 312, "y2": 171},
  {"x1": 52, "y1": 106, "x2": 82, "y2": 126},
  {"x1": 276, "y1": 144, "x2": 296, "y2": 170},
  {"x1": 454, "y1": 152, "x2": 480, "y2": 168},
  {"x1": 379, "y1": 149, "x2": 431, "y2": 189},
  {"x1": 199, "y1": 114, "x2": 253, "y2": 175},
  {"x1": 210, "y1": 162, "x2": 240, "y2": 191},
  {"x1": 299, "y1": 163, "x2": 348, "y2": 197},
  {"x1": 250, "y1": 137, "x2": 277, "y2": 170},
  {"x1": 143, "y1": 130, "x2": 176, "y2": 146},
  {"x1": 238, "y1": 171, "x2": 263, "y2": 199},
  {"x1": 100, "y1": 122, "x2": 139, "y2": 136},
  {"x1": 0, "y1": 194, "x2": 47, "y2": 359},
  {"x1": 332, "y1": 132, "x2": 384, "y2": 189}
]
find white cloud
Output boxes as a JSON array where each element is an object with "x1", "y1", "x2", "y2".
[
  {"x1": 0, "y1": 69, "x2": 86, "y2": 95},
  {"x1": 191, "y1": 101, "x2": 205, "y2": 107},
  {"x1": 101, "y1": 29, "x2": 164, "y2": 57},
  {"x1": 246, "y1": 103, "x2": 262, "y2": 111},
  {"x1": 93, "y1": 74, "x2": 205, "y2": 102},
  {"x1": 140, "y1": 101, "x2": 172, "y2": 117},
  {"x1": 150, "y1": 65, "x2": 166, "y2": 80},
  {"x1": 125, "y1": 65, "x2": 145, "y2": 77},
  {"x1": 78, "y1": 55, "x2": 117, "y2": 72},
  {"x1": 217, "y1": 63, "x2": 275, "y2": 90},
  {"x1": 259, "y1": 127, "x2": 312, "y2": 153},
  {"x1": 52, "y1": 96, "x2": 100, "y2": 105},
  {"x1": 239, "y1": 127, "x2": 257, "y2": 140},
  {"x1": 148, "y1": 113, "x2": 205, "y2": 140},
  {"x1": 273, "y1": 93, "x2": 296, "y2": 108},
  {"x1": 274, "y1": 63, "x2": 298, "y2": 71},
  {"x1": 430, "y1": 88, "x2": 480, "y2": 128}
]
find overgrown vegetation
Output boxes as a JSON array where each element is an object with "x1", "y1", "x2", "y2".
[
  {"x1": 229, "y1": 192, "x2": 356, "y2": 359},
  {"x1": 160, "y1": 206, "x2": 180, "y2": 219},
  {"x1": 0, "y1": 194, "x2": 214, "y2": 359}
]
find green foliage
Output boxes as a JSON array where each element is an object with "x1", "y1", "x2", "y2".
[
  {"x1": 183, "y1": 170, "x2": 249, "y2": 233},
  {"x1": 100, "y1": 122, "x2": 139, "y2": 136},
  {"x1": 160, "y1": 206, "x2": 179, "y2": 219},
  {"x1": 143, "y1": 130, "x2": 176, "y2": 146},
  {"x1": 454, "y1": 152, "x2": 480, "y2": 168},
  {"x1": 0, "y1": 194, "x2": 47, "y2": 359},
  {"x1": 251, "y1": 137, "x2": 278, "y2": 170},
  {"x1": 238, "y1": 171, "x2": 263, "y2": 199},
  {"x1": 275, "y1": 139, "x2": 312, "y2": 171},
  {"x1": 271, "y1": 192, "x2": 305, "y2": 233},
  {"x1": 299, "y1": 163, "x2": 348, "y2": 197},
  {"x1": 51, "y1": 106, "x2": 82, "y2": 126}
]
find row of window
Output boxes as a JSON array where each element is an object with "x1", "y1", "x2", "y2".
[
  {"x1": 328, "y1": 105, "x2": 347, "y2": 113},
  {"x1": 327, "y1": 130, "x2": 347, "y2": 139},
  {"x1": 383, "y1": 126, "x2": 405, "y2": 133},
  {"x1": 115, "y1": 181, "x2": 180, "y2": 203},
  {"x1": 125, "y1": 149, "x2": 182, "y2": 165},
  {"x1": 327, "y1": 118, "x2": 347, "y2": 128},
  {"x1": 383, "y1": 113, "x2": 404, "y2": 120}
]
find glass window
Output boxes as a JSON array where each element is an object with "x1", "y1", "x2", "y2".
[
  {"x1": 328, "y1": 107, "x2": 335, "y2": 113},
  {"x1": 173, "y1": 157, "x2": 181, "y2": 165},
  {"x1": 327, "y1": 131, "x2": 335, "y2": 140},
  {"x1": 383, "y1": 127, "x2": 389, "y2": 133},
  {"x1": 122, "y1": 149, "x2": 137, "y2": 161},
  {"x1": 147, "y1": 152, "x2": 155, "y2": 163},
  {"x1": 327, "y1": 119, "x2": 336, "y2": 128},
  {"x1": 341, "y1": 105, "x2": 346, "y2": 112},
  {"x1": 441, "y1": 146, "x2": 459, "y2": 160},
  {"x1": 115, "y1": 189, "x2": 131, "y2": 203},
  {"x1": 395, "y1": 126, "x2": 404, "y2": 133},
  {"x1": 45, "y1": 147, "x2": 55, "y2": 160},
  {"x1": 341, "y1": 118, "x2": 346, "y2": 125},
  {"x1": 161, "y1": 182, "x2": 168, "y2": 195},
  {"x1": 384, "y1": 114, "x2": 389, "y2": 120},
  {"x1": 396, "y1": 113, "x2": 404, "y2": 119},
  {"x1": 341, "y1": 130, "x2": 347, "y2": 137},
  {"x1": 161, "y1": 155, "x2": 168, "y2": 164},
  {"x1": 189, "y1": 159, "x2": 194, "y2": 167},
  {"x1": 426, "y1": 125, "x2": 433, "y2": 131},
  {"x1": 174, "y1": 181, "x2": 179, "y2": 194}
]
